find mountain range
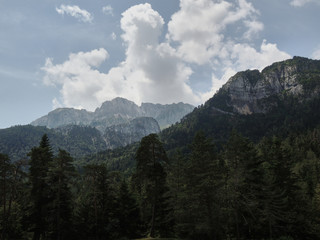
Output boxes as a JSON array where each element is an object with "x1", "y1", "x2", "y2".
[
  {"x1": 0, "y1": 56, "x2": 319, "y2": 163},
  {"x1": 0, "y1": 99, "x2": 194, "y2": 160},
  {"x1": 31, "y1": 97, "x2": 195, "y2": 131}
]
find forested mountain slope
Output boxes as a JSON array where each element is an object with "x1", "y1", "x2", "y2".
[{"x1": 161, "y1": 56, "x2": 320, "y2": 151}]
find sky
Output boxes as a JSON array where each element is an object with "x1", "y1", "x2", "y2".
[{"x1": 1, "y1": 0, "x2": 320, "y2": 129}]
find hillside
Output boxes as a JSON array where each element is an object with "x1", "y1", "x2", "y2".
[
  {"x1": 86, "y1": 57, "x2": 320, "y2": 172},
  {"x1": 161, "y1": 56, "x2": 320, "y2": 151},
  {"x1": 0, "y1": 125, "x2": 106, "y2": 161}
]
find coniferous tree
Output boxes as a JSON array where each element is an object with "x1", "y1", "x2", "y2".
[
  {"x1": 75, "y1": 164, "x2": 117, "y2": 240},
  {"x1": 47, "y1": 149, "x2": 76, "y2": 240},
  {"x1": 0, "y1": 153, "x2": 13, "y2": 239},
  {"x1": 117, "y1": 179, "x2": 141, "y2": 239},
  {"x1": 175, "y1": 131, "x2": 225, "y2": 239},
  {"x1": 133, "y1": 134, "x2": 169, "y2": 238},
  {"x1": 28, "y1": 134, "x2": 53, "y2": 240},
  {"x1": 224, "y1": 130, "x2": 264, "y2": 239}
]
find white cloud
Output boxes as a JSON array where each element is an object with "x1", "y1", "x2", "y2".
[
  {"x1": 290, "y1": 0, "x2": 314, "y2": 7},
  {"x1": 102, "y1": 5, "x2": 114, "y2": 16},
  {"x1": 111, "y1": 32, "x2": 117, "y2": 40},
  {"x1": 167, "y1": 0, "x2": 263, "y2": 65},
  {"x1": 42, "y1": 48, "x2": 109, "y2": 110},
  {"x1": 45, "y1": 1, "x2": 292, "y2": 110},
  {"x1": 243, "y1": 20, "x2": 264, "y2": 39},
  {"x1": 43, "y1": 4, "x2": 199, "y2": 110},
  {"x1": 167, "y1": 0, "x2": 290, "y2": 103},
  {"x1": 312, "y1": 47, "x2": 320, "y2": 59},
  {"x1": 56, "y1": 5, "x2": 93, "y2": 23}
]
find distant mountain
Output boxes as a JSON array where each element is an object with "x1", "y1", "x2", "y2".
[
  {"x1": 31, "y1": 97, "x2": 195, "y2": 131},
  {"x1": 1, "y1": 99, "x2": 193, "y2": 160},
  {"x1": 103, "y1": 117, "x2": 160, "y2": 149}
]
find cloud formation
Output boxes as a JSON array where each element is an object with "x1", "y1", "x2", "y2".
[
  {"x1": 290, "y1": 0, "x2": 314, "y2": 7},
  {"x1": 42, "y1": 48, "x2": 109, "y2": 110},
  {"x1": 56, "y1": 5, "x2": 93, "y2": 23},
  {"x1": 167, "y1": 0, "x2": 263, "y2": 64},
  {"x1": 312, "y1": 47, "x2": 320, "y2": 59},
  {"x1": 45, "y1": 1, "x2": 291, "y2": 110},
  {"x1": 102, "y1": 5, "x2": 114, "y2": 16}
]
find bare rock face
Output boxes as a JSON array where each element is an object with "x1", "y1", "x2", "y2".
[
  {"x1": 31, "y1": 108, "x2": 94, "y2": 128},
  {"x1": 31, "y1": 97, "x2": 194, "y2": 149},
  {"x1": 216, "y1": 57, "x2": 320, "y2": 114},
  {"x1": 31, "y1": 97, "x2": 194, "y2": 131}
]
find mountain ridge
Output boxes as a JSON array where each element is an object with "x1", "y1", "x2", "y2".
[{"x1": 31, "y1": 97, "x2": 195, "y2": 131}]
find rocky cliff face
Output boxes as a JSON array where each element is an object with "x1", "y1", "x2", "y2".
[
  {"x1": 32, "y1": 108, "x2": 94, "y2": 128},
  {"x1": 212, "y1": 57, "x2": 320, "y2": 114},
  {"x1": 103, "y1": 117, "x2": 160, "y2": 149},
  {"x1": 31, "y1": 97, "x2": 194, "y2": 131}
]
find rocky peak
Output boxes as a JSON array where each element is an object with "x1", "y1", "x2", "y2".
[
  {"x1": 95, "y1": 97, "x2": 143, "y2": 118},
  {"x1": 212, "y1": 57, "x2": 320, "y2": 115}
]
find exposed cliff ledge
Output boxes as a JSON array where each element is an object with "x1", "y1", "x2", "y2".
[{"x1": 210, "y1": 57, "x2": 320, "y2": 114}]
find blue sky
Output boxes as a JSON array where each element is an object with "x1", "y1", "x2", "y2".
[{"x1": 1, "y1": 0, "x2": 320, "y2": 129}]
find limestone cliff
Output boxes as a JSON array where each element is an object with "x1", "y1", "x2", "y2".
[{"x1": 211, "y1": 57, "x2": 320, "y2": 114}]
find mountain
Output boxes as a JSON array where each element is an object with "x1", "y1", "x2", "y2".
[
  {"x1": 161, "y1": 56, "x2": 320, "y2": 151},
  {"x1": 31, "y1": 97, "x2": 195, "y2": 131},
  {"x1": 208, "y1": 56, "x2": 320, "y2": 115},
  {"x1": 103, "y1": 117, "x2": 160, "y2": 149},
  {"x1": 0, "y1": 125, "x2": 107, "y2": 161},
  {"x1": 1, "y1": 99, "x2": 193, "y2": 160},
  {"x1": 82, "y1": 56, "x2": 320, "y2": 173}
]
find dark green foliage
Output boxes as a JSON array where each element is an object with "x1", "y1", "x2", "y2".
[
  {"x1": 0, "y1": 125, "x2": 107, "y2": 161},
  {"x1": 117, "y1": 180, "x2": 141, "y2": 239},
  {"x1": 132, "y1": 134, "x2": 172, "y2": 238},
  {"x1": 47, "y1": 149, "x2": 76, "y2": 240},
  {"x1": 0, "y1": 155, "x2": 27, "y2": 239},
  {"x1": 28, "y1": 134, "x2": 53, "y2": 240}
]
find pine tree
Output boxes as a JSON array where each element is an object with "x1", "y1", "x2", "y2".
[
  {"x1": 0, "y1": 153, "x2": 13, "y2": 239},
  {"x1": 117, "y1": 179, "x2": 141, "y2": 239},
  {"x1": 28, "y1": 134, "x2": 53, "y2": 240},
  {"x1": 47, "y1": 149, "x2": 76, "y2": 240},
  {"x1": 176, "y1": 131, "x2": 224, "y2": 240},
  {"x1": 224, "y1": 130, "x2": 264, "y2": 239},
  {"x1": 133, "y1": 134, "x2": 169, "y2": 238}
]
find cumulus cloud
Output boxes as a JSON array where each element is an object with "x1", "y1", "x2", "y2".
[
  {"x1": 102, "y1": 5, "x2": 114, "y2": 16},
  {"x1": 42, "y1": 48, "x2": 109, "y2": 110},
  {"x1": 167, "y1": 0, "x2": 264, "y2": 64},
  {"x1": 56, "y1": 5, "x2": 93, "y2": 23},
  {"x1": 44, "y1": 4, "x2": 199, "y2": 110},
  {"x1": 167, "y1": 0, "x2": 290, "y2": 103},
  {"x1": 312, "y1": 47, "x2": 320, "y2": 59},
  {"x1": 45, "y1": 1, "x2": 291, "y2": 110}
]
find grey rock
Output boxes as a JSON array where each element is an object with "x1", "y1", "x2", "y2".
[{"x1": 218, "y1": 57, "x2": 320, "y2": 114}]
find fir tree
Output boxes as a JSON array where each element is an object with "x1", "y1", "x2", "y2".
[{"x1": 28, "y1": 134, "x2": 53, "y2": 240}]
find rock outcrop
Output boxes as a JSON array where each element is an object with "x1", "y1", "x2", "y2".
[
  {"x1": 211, "y1": 57, "x2": 320, "y2": 114},
  {"x1": 31, "y1": 97, "x2": 194, "y2": 131}
]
